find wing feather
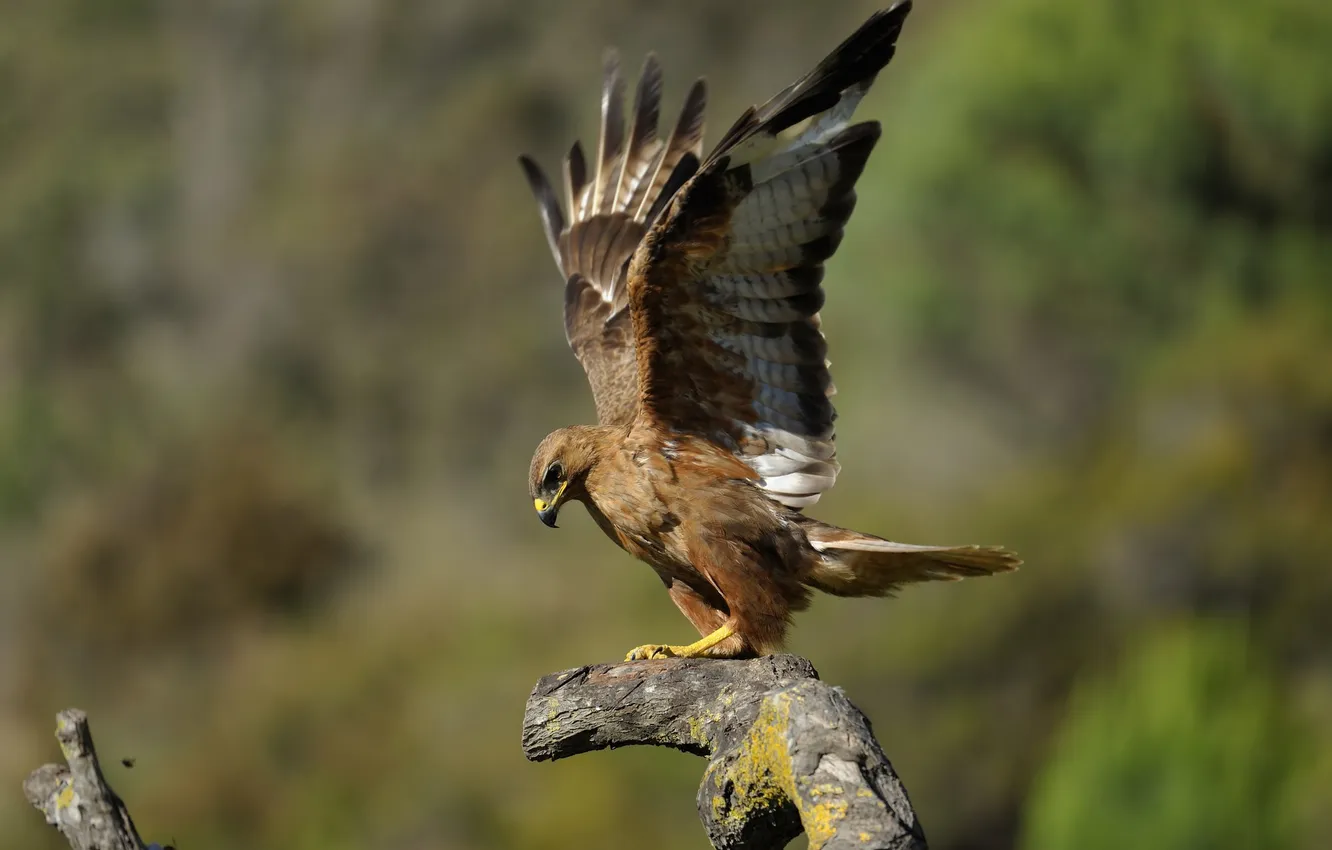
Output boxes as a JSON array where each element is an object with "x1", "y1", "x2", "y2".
[
  {"x1": 564, "y1": 141, "x2": 588, "y2": 222},
  {"x1": 592, "y1": 50, "x2": 627, "y2": 216},
  {"x1": 626, "y1": 2, "x2": 912, "y2": 507},
  {"x1": 520, "y1": 55, "x2": 708, "y2": 426},
  {"x1": 518, "y1": 155, "x2": 564, "y2": 266},
  {"x1": 519, "y1": 1, "x2": 910, "y2": 482},
  {"x1": 614, "y1": 55, "x2": 663, "y2": 216},
  {"x1": 633, "y1": 79, "x2": 706, "y2": 223}
]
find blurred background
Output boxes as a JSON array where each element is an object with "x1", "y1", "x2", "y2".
[{"x1": 2, "y1": 0, "x2": 1329, "y2": 848}]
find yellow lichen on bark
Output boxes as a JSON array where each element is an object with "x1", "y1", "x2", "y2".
[
  {"x1": 802, "y1": 792, "x2": 849, "y2": 848},
  {"x1": 688, "y1": 703, "x2": 725, "y2": 747},
  {"x1": 709, "y1": 690, "x2": 852, "y2": 848},
  {"x1": 710, "y1": 691, "x2": 795, "y2": 826}
]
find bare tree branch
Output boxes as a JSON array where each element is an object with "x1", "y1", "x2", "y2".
[
  {"x1": 24, "y1": 709, "x2": 154, "y2": 850},
  {"x1": 523, "y1": 654, "x2": 928, "y2": 850},
  {"x1": 26, "y1": 659, "x2": 924, "y2": 850}
]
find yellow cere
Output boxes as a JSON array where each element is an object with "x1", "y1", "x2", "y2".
[{"x1": 534, "y1": 498, "x2": 547, "y2": 511}]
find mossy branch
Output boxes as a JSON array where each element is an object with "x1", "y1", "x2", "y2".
[
  {"x1": 523, "y1": 654, "x2": 928, "y2": 850},
  {"x1": 23, "y1": 709, "x2": 161, "y2": 850}
]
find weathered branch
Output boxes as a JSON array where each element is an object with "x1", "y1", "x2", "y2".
[
  {"x1": 28, "y1": 662, "x2": 922, "y2": 849},
  {"x1": 24, "y1": 709, "x2": 156, "y2": 850},
  {"x1": 523, "y1": 654, "x2": 927, "y2": 850}
]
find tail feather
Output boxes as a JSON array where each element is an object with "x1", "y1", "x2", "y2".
[{"x1": 800, "y1": 518, "x2": 1020, "y2": 597}]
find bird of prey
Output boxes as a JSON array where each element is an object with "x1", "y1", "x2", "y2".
[{"x1": 519, "y1": 1, "x2": 1018, "y2": 661}]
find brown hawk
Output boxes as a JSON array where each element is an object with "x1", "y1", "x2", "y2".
[{"x1": 519, "y1": 1, "x2": 1018, "y2": 660}]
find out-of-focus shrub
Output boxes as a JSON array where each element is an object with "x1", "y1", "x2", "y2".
[
  {"x1": 860, "y1": 0, "x2": 1332, "y2": 438},
  {"x1": 25, "y1": 425, "x2": 359, "y2": 677},
  {"x1": 1021, "y1": 620, "x2": 1304, "y2": 850}
]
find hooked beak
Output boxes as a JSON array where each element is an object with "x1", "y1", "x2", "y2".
[
  {"x1": 535, "y1": 498, "x2": 559, "y2": 528},
  {"x1": 534, "y1": 480, "x2": 567, "y2": 528}
]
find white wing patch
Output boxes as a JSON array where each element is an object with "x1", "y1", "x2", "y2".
[{"x1": 705, "y1": 86, "x2": 881, "y2": 508}]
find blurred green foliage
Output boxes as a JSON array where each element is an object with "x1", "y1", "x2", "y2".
[
  {"x1": 1022, "y1": 621, "x2": 1304, "y2": 850},
  {"x1": 1, "y1": 0, "x2": 1329, "y2": 848},
  {"x1": 860, "y1": 0, "x2": 1332, "y2": 435}
]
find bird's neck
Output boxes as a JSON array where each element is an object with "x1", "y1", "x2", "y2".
[{"x1": 560, "y1": 423, "x2": 624, "y2": 499}]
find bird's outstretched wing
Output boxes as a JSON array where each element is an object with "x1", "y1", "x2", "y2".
[
  {"x1": 627, "y1": 2, "x2": 911, "y2": 508},
  {"x1": 519, "y1": 54, "x2": 707, "y2": 426}
]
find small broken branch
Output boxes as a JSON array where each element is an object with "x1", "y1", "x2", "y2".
[
  {"x1": 523, "y1": 654, "x2": 927, "y2": 850},
  {"x1": 24, "y1": 709, "x2": 155, "y2": 850}
]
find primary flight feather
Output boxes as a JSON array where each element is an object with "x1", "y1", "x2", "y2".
[{"x1": 520, "y1": 1, "x2": 1019, "y2": 660}]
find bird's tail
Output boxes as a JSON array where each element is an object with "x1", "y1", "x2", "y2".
[{"x1": 798, "y1": 518, "x2": 1020, "y2": 597}]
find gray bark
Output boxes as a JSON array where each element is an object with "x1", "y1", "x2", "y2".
[
  {"x1": 523, "y1": 654, "x2": 927, "y2": 850},
  {"x1": 26, "y1": 657, "x2": 924, "y2": 850},
  {"x1": 23, "y1": 708, "x2": 160, "y2": 850}
]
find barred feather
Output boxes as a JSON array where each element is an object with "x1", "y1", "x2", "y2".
[
  {"x1": 521, "y1": 2, "x2": 914, "y2": 509},
  {"x1": 629, "y1": 2, "x2": 907, "y2": 507}
]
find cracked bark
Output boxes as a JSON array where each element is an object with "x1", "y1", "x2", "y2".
[{"x1": 523, "y1": 654, "x2": 928, "y2": 850}]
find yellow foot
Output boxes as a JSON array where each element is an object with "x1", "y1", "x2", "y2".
[
  {"x1": 624, "y1": 644, "x2": 679, "y2": 661},
  {"x1": 623, "y1": 623, "x2": 736, "y2": 661}
]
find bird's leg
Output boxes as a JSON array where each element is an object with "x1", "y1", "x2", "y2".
[{"x1": 624, "y1": 622, "x2": 737, "y2": 661}]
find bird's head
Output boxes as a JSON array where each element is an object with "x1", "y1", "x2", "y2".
[{"x1": 528, "y1": 426, "x2": 601, "y2": 528}]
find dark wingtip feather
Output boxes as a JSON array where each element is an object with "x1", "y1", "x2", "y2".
[
  {"x1": 629, "y1": 53, "x2": 663, "y2": 151},
  {"x1": 628, "y1": 76, "x2": 707, "y2": 223},
  {"x1": 564, "y1": 140, "x2": 588, "y2": 216},
  {"x1": 519, "y1": 155, "x2": 564, "y2": 266},
  {"x1": 676, "y1": 78, "x2": 708, "y2": 154},
  {"x1": 614, "y1": 53, "x2": 665, "y2": 215},
  {"x1": 712, "y1": 4, "x2": 910, "y2": 158},
  {"x1": 594, "y1": 49, "x2": 628, "y2": 215},
  {"x1": 826, "y1": 121, "x2": 882, "y2": 187}
]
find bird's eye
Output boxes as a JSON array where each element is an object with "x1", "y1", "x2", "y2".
[{"x1": 542, "y1": 461, "x2": 564, "y2": 491}]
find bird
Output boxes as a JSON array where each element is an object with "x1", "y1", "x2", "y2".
[{"x1": 518, "y1": 0, "x2": 1018, "y2": 661}]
